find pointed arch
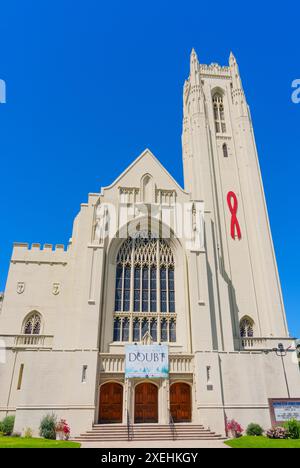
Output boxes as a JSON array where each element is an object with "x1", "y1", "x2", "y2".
[
  {"x1": 239, "y1": 316, "x2": 254, "y2": 338},
  {"x1": 222, "y1": 143, "x2": 228, "y2": 158},
  {"x1": 141, "y1": 173, "x2": 153, "y2": 203},
  {"x1": 22, "y1": 311, "x2": 43, "y2": 335},
  {"x1": 113, "y1": 233, "x2": 176, "y2": 343},
  {"x1": 212, "y1": 88, "x2": 226, "y2": 134}
]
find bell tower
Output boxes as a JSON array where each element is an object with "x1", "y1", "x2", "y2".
[{"x1": 182, "y1": 49, "x2": 288, "y2": 349}]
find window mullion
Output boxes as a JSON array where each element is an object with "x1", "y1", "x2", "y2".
[
  {"x1": 166, "y1": 267, "x2": 169, "y2": 314},
  {"x1": 148, "y1": 265, "x2": 150, "y2": 313},
  {"x1": 139, "y1": 267, "x2": 142, "y2": 312},
  {"x1": 157, "y1": 242, "x2": 161, "y2": 341},
  {"x1": 121, "y1": 265, "x2": 125, "y2": 312}
]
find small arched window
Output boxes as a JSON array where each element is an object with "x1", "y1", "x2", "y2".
[
  {"x1": 23, "y1": 312, "x2": 41, "y2": 335},
  {"x1": 223, "y1": 143, "x2": 228, "y2": 158},
  {"x1": 240, "y1": 317, "x2": 254, "y2": 338},
  {"x1": 213, "y1": 92, "x2": 226, "y2": 134}
]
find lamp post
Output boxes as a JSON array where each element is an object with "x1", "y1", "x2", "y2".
[{"x1": 273, "y1": 343, "x2": 291, "y2": 399}]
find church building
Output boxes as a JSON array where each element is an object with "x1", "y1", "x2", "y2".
[{"x1": 0, "y1": 50, "x2": 299, "y2": 438}]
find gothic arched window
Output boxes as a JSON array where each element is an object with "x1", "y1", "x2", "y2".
[
  {"x1": 113, "y1": 234, "x2": 176, "y2": 343},
  {"x1": 213, "y1": 92, "x2": 226, "y2": 134},
  {"x1": 223, "y1": 143, "x2": 228, "y2": 158},
  {"x1": 23, "y1": 312, "x2": 41, "y2": 335},
  {"x1": 240, "y1": 317, "x2": 254, "y2": 338}
]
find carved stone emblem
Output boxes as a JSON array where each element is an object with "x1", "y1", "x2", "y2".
[
  {"x1": 52, "y1": 283, "x2": 60, "y2": 296},
  {"x1": 17, "y1": 282, "x2": 25, "y2": 294}
]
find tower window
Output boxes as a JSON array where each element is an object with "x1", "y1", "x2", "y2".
[
  {"x1": 240, "y1": 317, "x2": 254, "y2": 338},
  {"x1": 223, "y1": 143, "x2": 228, "y2": 158},
  {"x1": 213, "y1": 93, "x2": 226, "y2": 134},
  {"x1": 81, "y1": 365, "x2": 88, "y2": 383}
]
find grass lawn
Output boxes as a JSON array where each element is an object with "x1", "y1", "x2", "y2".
[
  {"x1": 0, "y1": 437, "x2": 81, "y2": 448},
  {"x1": 225, "y1": 436, "x2": 300, "y2": 448}
]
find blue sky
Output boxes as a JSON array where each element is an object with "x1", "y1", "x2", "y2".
[{"x1": 0, "y1": 1, "x2": 299, "y2": 336}]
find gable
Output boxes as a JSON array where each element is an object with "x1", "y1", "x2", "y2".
[{"x1": 101, "y1": 149, "x2": 188, "y2": 200}]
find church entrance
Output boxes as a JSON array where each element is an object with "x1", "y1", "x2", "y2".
[
  {"x1": 134, "y1": 382, "x2": 158, "y2": 423},
  {"x1": 170, "y1": 382, "x2": 192, "y2": 422},
  {"x1": 99, "y1": 382, "x2": 123, "y2": 424}
]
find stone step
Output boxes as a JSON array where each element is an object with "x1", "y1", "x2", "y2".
[
  {"x1": 75, "y1": 423, "x2": 224, "y2": 441},
  {"x1": 80, "y1": 432, "x2": 217, "y2": 438},
  {"x1": 74, "y1": 436, "x2": 223, "y2": 441},
  {"x1": 80, "y1": 431, "x2": 215, "y2": 438}
]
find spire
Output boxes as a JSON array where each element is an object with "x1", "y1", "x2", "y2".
[
  {"x1": 229, "y1": 51, "x2": 247, "y2": 114},
  {"x1": 229, "y1": 51, "x2": 242, "y2": 89},
  {"x1": 229, "y1": 51, "x2": 236, "y2": 66},
  {"x1": 190, "y1": 48, "x2": 201, "y2": 86}
]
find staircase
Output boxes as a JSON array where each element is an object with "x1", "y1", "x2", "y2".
[{"x1": 73, "y1": 423, "x2": 224, "y2": 442}]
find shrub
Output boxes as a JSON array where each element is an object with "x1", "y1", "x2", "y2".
[
  {"x1": 39, "y1": 414, "x2": 57, "y2": 440},
  {"x1": 11, "y1": 432, "x2": 21, "y2": 437},
  {"x1": 284, "y1": 419, "x2": 300, "y2": 439},
  {"x1": 246, "y1": 423, "x2": 264, "y2": 436},
  {"x1": 266, "y1": 426, "x2": 288, "y2": 439},
  {"x1": 24, "y1": 427, "x2": 33, "y2": 438},
  {"x1": 226, "y1": 419, "x2": 243, "y2": 438},
  {"x1": 0, "y1": 420, "x2": 3, "y2": 433},
  {"x1": 2, "y1": 416, "x2": 15, "y2": 436}
]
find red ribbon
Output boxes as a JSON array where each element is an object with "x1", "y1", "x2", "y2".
[{"x1": 227, "y1": 191, "x2": 241, "y2": 240}]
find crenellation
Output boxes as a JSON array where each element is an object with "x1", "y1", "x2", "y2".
[
  {"x1": 199, "y1": 63, "x2": 231, "y2": 78},
  {"x1": 11, "y1": 241, "x2": 68, "y2": 264}
]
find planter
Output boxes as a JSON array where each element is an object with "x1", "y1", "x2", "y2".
[{"x1": 56, "y1": 431, "x2": 65, "y2": 441}]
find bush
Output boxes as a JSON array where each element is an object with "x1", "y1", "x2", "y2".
[
  {"x1": 39, "y1": 414, "x2": 57, "y2": 440},
  {"x1": 11, "y1": 432, "x2": 21, "y2": 437},
  {"x1": 266, "y1": 426, "x2": 288, "y2": 439},
  {"x1": 2, "y1": 416, "x2": 15, "y2": 436},
  {"x1": 24, "y1": 427, "x2": 33, "y2": 438},
  {"x1": 246, "y1": 423, "x2": 264, "y2": 436},
  {"x1": 284, "y1": 419, "x2": 300, "y2": 439}
]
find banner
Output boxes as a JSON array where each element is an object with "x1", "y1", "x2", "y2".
[{"x1": 125, "y1": 344, "x2": 169, "y2": 379}]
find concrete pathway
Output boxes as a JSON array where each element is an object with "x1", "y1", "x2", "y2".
[{"x1": 80, "y1": 439, "x2": 229, "y2": 448}]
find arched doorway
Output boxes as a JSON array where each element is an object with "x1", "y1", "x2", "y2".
[
  {"x1": 134, "y1": 382, "x2": 158, "y2": 423},
  {"x1": 170, "y1": 382, "x2": 191, "y2": 423},
  {"x1": 99, "y1": 382, "x2": 123, "y2": 424}
]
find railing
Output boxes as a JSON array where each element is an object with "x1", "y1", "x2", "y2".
[
  {"x1": 99, "y1": 354, "x2": 124, "y2": 373},
  {"x1": 127, "y1": 409, "x2": 133, "y2": 441},
  {"x1": 169, "y1": 410, "x2": 177, "y2": 441},
  {"x1": 14, "y1": 334, "x2": 54, "y2": 348},
  {"x1": 99, "y1": 353, "x2": 194, "y2": 374},
  {"x1": 169, "y1": 355, "x2": 194, "y2": 373},
  {"x1": 0, "y1": 334, "x2": 54, "y2": 349},
  {"x1": 241, "y1": 337, "x2": 268, "y2": 350},
  {"x1": 240, "y1": 337, "x2": 295, "y2": 351}
]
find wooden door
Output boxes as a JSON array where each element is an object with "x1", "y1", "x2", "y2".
[
  {"x1": 99, "y1": 382, "x2": 123, "y2": 423},
  {"x1": 134, "y1": 383, "x2": 158, "y2": 423},
  {"x1": 170, "y1": 382, "x2": 191, "y2": 423}
]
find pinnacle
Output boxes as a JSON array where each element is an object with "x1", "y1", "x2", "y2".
[{"x1": 229, "y1": 51, "x2": 237, "y2": 64}]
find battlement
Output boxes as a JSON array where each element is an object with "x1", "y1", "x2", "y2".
[
  {"x1": 199, "y1": 63, "x2": 231, "y2": 78},
  {"x1": 11, "y1": 243, "x2": 68, "y2": 264}
]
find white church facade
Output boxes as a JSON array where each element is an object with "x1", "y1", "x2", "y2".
[{"x1": 0, "y1": 50, "x2": 299, "y2": 438}]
